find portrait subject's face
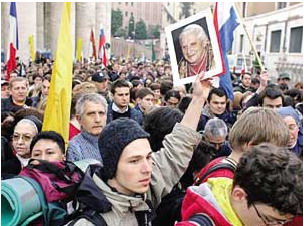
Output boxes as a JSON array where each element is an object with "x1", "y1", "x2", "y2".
[{"x1": 180, "y1": 33, "x2": 205, "y2": 65}]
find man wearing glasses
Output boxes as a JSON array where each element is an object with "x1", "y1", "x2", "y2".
[{"x1": 176, "y1": 143, "x2": 302, "y2": 225}]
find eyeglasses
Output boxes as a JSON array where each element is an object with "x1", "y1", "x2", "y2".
[
  {"x1": 12, "y1": 134, "x2": 33, "y2": 142},
  {"x1": 252, "y1": 203, "x2": 293, "y2": 225}
]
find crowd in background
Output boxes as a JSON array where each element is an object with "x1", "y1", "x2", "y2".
[{"x1": 1, "y1": 55, "x2": 303, "y2": 225}]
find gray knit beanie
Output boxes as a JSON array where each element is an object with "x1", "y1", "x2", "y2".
[{"x1": 98, "y1": 118, "x2": 150, "y2": 181}]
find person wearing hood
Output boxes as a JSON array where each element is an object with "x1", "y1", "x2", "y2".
[
  {"x1": 2, "y1": 115, "x2": 42, "y2": 175},
  {"x1": 277, "y1": 106, "x2": 303, "y2": 157}
]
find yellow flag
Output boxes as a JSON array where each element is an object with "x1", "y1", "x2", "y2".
[
  {"x1": 126, "y1": 44, "x2": 131, "y2": 61},
  {"x1": 76, "y1": 38, "x2": 82, "y2": 62},
  {"x1": 28, "y1": 35, "x2": 35, "y2": 61},
  {"x1": 42, "y1": 2, "x2": 72, "y2": 143}
]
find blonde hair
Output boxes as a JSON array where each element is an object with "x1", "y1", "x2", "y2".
[{"x1": 229, "y1": 107, "x2": 289, "y2": 152}]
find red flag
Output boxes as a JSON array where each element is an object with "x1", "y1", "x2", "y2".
[
  {"x1": 102, "y1": 46, "x2": 107, "y2": 66},
  {"x1": 98, "y1": 28, "x2": 107, "y2": 66},
  {"x1": 6, "y1": 2, "x2": 19, "y2": 80},
  {"x1": 90, "y1": 29, "x2": 97, "y2": 60}
]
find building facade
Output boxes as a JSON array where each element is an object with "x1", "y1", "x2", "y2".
[
  {"x1": 160, "y1": 2, "x2": 303, "y2": 83},
  {"x1": 112, "y1": 2, "x2": 162, "y2": 35},
  {"x1": 1, "y1": 2, "x2": 111, "y2": 63},
  {"x1": 233, "y1": 2, "x2": 303, "y2": 83}
]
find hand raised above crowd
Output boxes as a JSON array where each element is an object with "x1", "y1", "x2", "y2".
[
  {"x1": 192, "y1": 70, "x2": 212, "y2": 100},
  {"x1": 257, "y1": 70, "x2": 269, "y2": 93}
]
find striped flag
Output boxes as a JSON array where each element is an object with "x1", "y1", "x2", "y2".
[
  {"x1": 98, "y1": 28, "x2": 107, "y2": 66},
  {"x1": 90, "y1": 29, "x2": 97, "y2": 60},
  {"x1": 214, "y1": 2, "x2": 240, "y2": 100},
  {"x1": 6, "y1": 2, "x2": 19, "y2": 80}
]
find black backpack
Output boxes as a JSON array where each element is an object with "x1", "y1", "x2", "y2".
[{"x1": 152, "y1": 161, "x2": 236, "y2": 226}]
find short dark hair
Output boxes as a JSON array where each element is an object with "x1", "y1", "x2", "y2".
[
  {"x1": 178, "y1": 96, "x2": 192, "y2": 114},
  {"x1": 136, "y1": 87, "x2": 154, "y2": 99},
  {"x1": 164, "y1": 90, "x2": 181, "y2": 102},
  {"x1": 259, "y1": 87, "x2": 284, "y2": 105},
  {"x1": 241, "y1": 73, "x2": 251, "y2": 80},
  {"x1": 251, "y1": 78, "x2": 260, "y2": 85},
  {"x1": 150, "y1": 82, "x2": 161, "y2": 91},
  {"x1": 131, "y1": 79, "x2": 143, "y2": 88},
  {"x1": 110, "y1": 79, "x2": 130, "y2": 94},
  {"x1": 33, "y1": 74, "x2": 43, "y2": 81},
  {"x1": 30, "y1": 131, "x2": 65, "y2": 154},
  {"x1": 143, "y1": 106, "x2": 183, "y2": 152},
  {"x1": 233, "y1": 143, "x2": 302, "y2": 215},
  {"x1": 43, "y1": 75, "x2": 51, "y2": 83},
  {"x1": 207, "y1": 87, "x2": 227, "y2": 102},
  {"x1": 160, "y1": 80, "x2": 173, "y2": 96},
  {"x1": 285, "y1": 88, "x2": 302, "y2": 104}
]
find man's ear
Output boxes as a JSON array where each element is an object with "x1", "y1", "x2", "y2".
[
  {"x1": 76, "y1": 114, "x2": 81, "y2": 124},
  {"x1": 244, "y1": 141, "x2": 254, "y2": 150},
  {"x1": 231, "y1": 185, "x2": 247, "y2": 202},
  {"x1": 136, "y1": 97, "x2": 142, "y2": 105}
]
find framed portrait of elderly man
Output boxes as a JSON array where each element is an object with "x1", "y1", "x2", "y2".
[{"x1": 165, "y1": 8, "x2": 224, "y2": 86}]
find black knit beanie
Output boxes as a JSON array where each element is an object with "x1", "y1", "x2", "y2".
[{"x1": 98, "y1": 118, "x2": 150, "y2": 181}]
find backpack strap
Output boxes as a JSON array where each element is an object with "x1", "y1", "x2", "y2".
[
  {"x1": 188, "y1": 213, "x2": 215, "y2": 226},
  {"x1": 194, "y1": 158, "x2": 237, "y2": 186},
  {"x1": 66, "y1": 209, "x2": 107, "y2": 226}
]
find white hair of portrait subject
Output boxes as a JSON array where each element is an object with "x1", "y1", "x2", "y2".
[{"x1": 179, "y1": 24, "x2": 208, "y2": 45}]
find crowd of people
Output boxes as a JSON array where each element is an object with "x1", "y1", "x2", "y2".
[{"x1": 1, "y1": 55, "x2": 303, "y2": 225}]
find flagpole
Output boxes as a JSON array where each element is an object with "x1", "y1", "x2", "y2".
[{"x1": 234, "y1": 4, "x2": 265, "y2": 72}]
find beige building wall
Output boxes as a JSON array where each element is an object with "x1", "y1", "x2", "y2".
[
  {"x1": 237, "y1": 2, "x2": 302, "y2": 17},
  {"x1": 246, "y1": 2, "x2": 275, "y2": 16},
  {"x1": 112, "y1": 2, "x2": 162, "y2": 31}
]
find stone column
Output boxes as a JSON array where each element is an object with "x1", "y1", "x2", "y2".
[
  {"x1": 44, "y1": 3, "x2": 63, "y2": 57},
  {"x1": 70, "y1": 3, "x2": 76, "y2": 61},
  {"x1": 17, "y1": 2, "x2": 37, "y2": 63},
  {"x1": 75, "y1": 2, "x2": 96, "y2": 59},
  {"x1": 1, "y1": 2, "x2": 10, "y2": 59},
  {"x1": 36, "y1": 2, "x2": 44, "y2": 51},
  {"x1": 95, "y1": 2, "x2": 112, "y2": 55}
]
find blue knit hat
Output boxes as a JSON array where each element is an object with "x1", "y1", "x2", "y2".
[{"x1": 98, "y1": 118, "x2": 150, "y2": 180}]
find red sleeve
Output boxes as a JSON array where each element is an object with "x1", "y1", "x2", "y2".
[{"x1": 284, "y1": 216, "x2": 303, "y2": 226}]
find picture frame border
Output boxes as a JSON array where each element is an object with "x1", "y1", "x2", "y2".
[{"x1": 165, "y1": 8, "x2": 224, "y2": 86}]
